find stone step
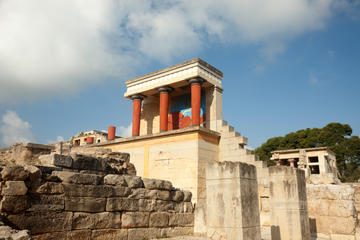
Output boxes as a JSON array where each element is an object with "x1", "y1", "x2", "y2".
[{"x1": 220, "y1": 124, "x2": 234, "y2": 133}]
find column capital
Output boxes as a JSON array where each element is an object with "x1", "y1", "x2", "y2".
[
  {"x1": 157, "y1": 86, "x2": 173, "y2": 94},
  {"x1": 188, "y1": 77, "x2": 204, "y2": 86},
  {"x1": 130, "y1": 94, "x2": 145, "y2": 100}
]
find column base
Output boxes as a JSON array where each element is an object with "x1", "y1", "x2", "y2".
[{"x1": 160, "y1": 130, "x2": 167, "y2": 133}]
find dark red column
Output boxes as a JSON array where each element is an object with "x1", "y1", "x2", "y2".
[
  {"x1": 189, "y1": 78, "x2": 203, "y2": 126},
  {"x1": 159, "y1": 87, "x2": 171, "y2": 132},
  {"x1": 131, "y1": 95, "x2": 143, "y2": 136}
]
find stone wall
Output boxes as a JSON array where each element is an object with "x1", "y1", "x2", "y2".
[
  {"x1": 307, "y1": 184, "x2": 358, "y2": 240},
  {"x1": 0, "y1": 154, "x2": 194, "y2": 240}
]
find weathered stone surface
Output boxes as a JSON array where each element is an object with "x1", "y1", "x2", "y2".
[
  {"x1": 91, "y1": 229, "x2": 127, "y2": 240},
  {"x1": 142, "y1": 178, "x2": 172, "y2": 190},
  {"x1": 307, "y1": 184, "x2": 355, "y2": 201},
  {"x1": 93, "y1": 212, "x2": 122, "y2": 229},
  {"x1": 67, "y1": 230, "x2": 92, "y2": 240},
  {"x1": 62, "y1": 183, "x2": 130, "y2": 198},
  {"x1": 65, "y1": 197, "x2": 106, "y2": 213},
  {"x1": 1, "y1": 165, "x2": 29, "y2": 181},
  {"x1": 0, "y1": 225, "x2": 31, "y2": 240},
  {"x1": 71, "y1": 154, "x2": 111, "y2": 172},
  {"x1": 32, "y1": 182, "x2": 64, "y2": 194},
  {"x1": 8, "y1": 212, "x2": 72, "y2": 234},
  {"x1": 128, "y1": 188, "x2": 152, "y2": 199},
  {"x1": 106, "y1": 198, "x2": 139, "y2": 211},
  {"x1": 121, "y1": 212, "x2": 150, "y2": 228},
  {"x1": 308, "y1": 199, "x2": 356, "y2": 218},
  {"x1": 161, "y1": 227, "x2": 193, "y2": 237},
  {"x1": 174, "y1": 202, "x2": 194, "y2": 213},
  {"x1": 32, "y1": 232, "x2": 68, "y2": 240},
  {"x1": 154, "y1": 200, "x2": 175, "y2": 212},
  {"x1": 2, "y1": 181, "x2": 28, "y2": 196},
  {"x1": 72, "y1": 212, "x2": 94, "y2": 230},
  {"x1": 0, "y1": 195, "x2": 28, "y2": 213},
  {"x1": 313, "y1": 216, "x2": 356, "y2": 235},
  {"x1": 27, "y1": 194, "x2": 64, "y2": 212},
  {"x1": 39, "y1": 153, "x2": 73, "y2": 168},
  {"x1": 122, "y1": 175, "x2": 143, "y2": 188},
  {"x1": 183, "y1": 191, "x2": 192, "y2": 202},
  {"x1": 169, "y1": 213, "x2": 194, "y2": 227},
  {"x1": 128, "y1": 228, "x2": 163, "y2": 240},
  {"x1": 149, "y1": 212, "x2": 169, "y2": 227},
  {"x1": 171, "y1": 190, "x2": 184, "y2": 202},
  {"x1": 23, "y1": 165, "x2": 42, "y2": 181},
  {"x1": 52, "y1": 171, "x2": 103, "y2": 185},
  {"x1": 138, "y1": 199, "x2": 156, "y2": 212},
  {"x1": 103, "y1": 174, "x2": 127, "y2": 186}
]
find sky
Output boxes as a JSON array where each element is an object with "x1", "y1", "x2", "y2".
[{"x1": 0, "y1": 0, "x2": 360, "y2": 149}]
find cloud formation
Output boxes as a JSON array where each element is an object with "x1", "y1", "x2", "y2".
[
  {"x1": 117, "y1": 124, "x2": 132, "y2": 138},
  {"x1": 0, "y1": 111, "x2": 34, "y2": 147},
  {"x1": 0, "y1": 0, "x2": 344, "y2": 103}
]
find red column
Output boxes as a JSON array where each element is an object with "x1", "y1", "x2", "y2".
[
  {"x1": 131, "y1": 95, "x2": 143, "y2": 136},
  {"x1": 159, "y1": 87, "x2": 171, "y2": 132},
  {"x1": 189, "y1": 78, "x2": 203, "y2": 126}
]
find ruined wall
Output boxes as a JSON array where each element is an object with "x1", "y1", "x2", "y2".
[
  {"x1": 0, "y1": 154, "x2": 194, "y2": 240},
  {"x1": 307, "y1": 184, "x2": 358, "y2": 240}
]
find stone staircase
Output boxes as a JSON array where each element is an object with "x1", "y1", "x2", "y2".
[{"x1": 218, "y1": 120, "x2": 269, "y2": 185}]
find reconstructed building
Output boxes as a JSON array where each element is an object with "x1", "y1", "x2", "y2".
[
  {"x1": 270, "y1": 147, "x2": 338, "y2": 177},
  {"x1": 71, "y1": 126, "x2": 119, "y2": 146}
]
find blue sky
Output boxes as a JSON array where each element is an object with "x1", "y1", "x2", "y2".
[{"x1": 0, "y1": 0, "x2": 359, "y2": 148}]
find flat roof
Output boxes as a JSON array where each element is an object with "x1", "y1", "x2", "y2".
[{"x1": 271, "y1": 147, "x2": 335, "y2": 155}]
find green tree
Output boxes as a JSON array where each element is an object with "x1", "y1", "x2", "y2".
[{"x1": 254, "y1": 123, "x2": 360, "y2": 182}]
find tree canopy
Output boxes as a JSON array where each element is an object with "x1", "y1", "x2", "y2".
[{"x1": 254, "y1": 123, "x2": 360, "y2": 182}]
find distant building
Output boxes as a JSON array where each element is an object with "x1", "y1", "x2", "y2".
[
  {"x1": 71, "y1": 130, "x2": 119, "y2": 146},
  {"x1": 270, "y1": 147, "x2": 338, "y2": 177}
]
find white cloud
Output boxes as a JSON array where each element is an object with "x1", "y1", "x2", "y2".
[
  {"x1": 0, "y1": 0, "x2": 344, "y2": 103},
  {"x1": 0, "y1": 111, "x2": 35, "y2": 146},
  {"x1": 117, "y1": 123, "x2": 132, "y2": 138},
  {"x1": 309, "y1": 75, "x2": 320, "y2": 85},
  {"x1": 56, "y1": 136, "x2": 65, "y2": 142}
]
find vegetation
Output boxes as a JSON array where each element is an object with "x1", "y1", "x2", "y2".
[{"x1": 255, "y1": 123, "x2": 360, "y2": 182}]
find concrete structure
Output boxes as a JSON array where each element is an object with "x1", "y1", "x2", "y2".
[
  {"x1": 206, "y1": 161, "x2": 261, "y2": 240},
  {"x1": 271, "y1": 147, "x2": 337, "y2": 177},
  {"x1": 269, "y1": 166, "x2": 311, "y2": 240}
]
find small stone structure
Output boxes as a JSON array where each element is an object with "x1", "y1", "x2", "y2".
[
  {"x1": 206, "y1": 161, "x2": 261, "y2": 240},
  {"x1": 0, "y1": 153, "x2": 194, "y2": 240}
]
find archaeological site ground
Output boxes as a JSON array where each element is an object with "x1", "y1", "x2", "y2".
[{"x1": 1, "y1": 58, "x2": 359, "y2": 240}]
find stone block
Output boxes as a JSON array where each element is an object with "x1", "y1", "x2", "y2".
[
  {"x1": 39, "y1": 154, "x2": 73, "y2": 168},
  {"x1": 122, "y1": 175, "x2": 144, "y2": 188},
  {"x1": 171, "y1": 190, "x2": 184, "y2": 202},
  {"x1": 0, "y1": 195, "x2": 28, "y2": 213},
  {"x1": 260, "y1": 197, "x2": 270, "y2": 212},
  {"x1": 62, "y1": 183, "x2": 130, "y2": 198},
  {"x1": 2, "y1": 181, "x2": 27, "y2": 195},
  {"x1": 23, "y1": 165, "x2": 42, "y2": 181},
  {"x1": 65, "y1": 197, "x2": 106, "y2": 212},
  {"x1": 330, "y1": 234, "x2": 355, "y2": 240},
  {"x1": 104, "y1": 174, "x2": 127, "y2": 186},
  {"x1": 91, "y1": 229, "x2": 127, "y2": 240},
  {"x1": 169, "y1": 213, "x2": 194, "y2": 227},
  {"x1": 149, "y1": 212, "x2": 169, "y2": 227},
  {"x1": 153, "y1": 200, "x2": 175, "y2": 212},
  {"x1": 183, "y1": 190, "x2": 192, "y2": 202},
  {"x1": 161, "y1": 227, "x2": 193, "y2": 237},
  {"x1": 52, "y1": 171, "x2": 103, "y2": 185},
  {"x1": 142, "y1": 178, "x2": 172, "y2": 190},
  {"x1": 138, "y1": 199, "x2": 156, "y2": 212},
  {"x1": 27, "y1": 194, "x2": 64, "y2": 212},
  {"x1": 67, "y1": 230, "x2": 92, "y2": 240},
  {"x1": 93, "y1": 212, "x2": 122, "y2": 229},
  {"x1": 32, "y1": 232, "x2": 68, "y2": 240},
  {"x1": 121, "y1": 212, "x2": 149, "y2": 228},
  {"x1": 72, "y1": 212, "x2": 94, "y2": 230},
  {"x1": 8, "y1": 212, "x2": 72, "y2": 234},
  {"x1": 314, "y1": 216, "x2": 356, "y2": 235},
  {"x1": 1, "y1": 166, "x2": 29, "y2": 181},
  {"x1": 308, "y1": 199, "x2": 356, "y2": 218},
  {"x1": 127, "y1": 228, "x2": 163, "y2": 240},
  {"x1": 71, "y1": 154, "x2": 110, "y2": 172},
  {"x1": 32, "y1": 182, "x2": 64, "y2": 194},
  {"x1": 106, "y1": 198, "x2": 139, "y2": 211},
  {"x1": 306, "y1": 184, "x2": 355, "y2": 201},
  {"x1": 128, "y1": 188, "x2": 152, "y2": 199},
  {"x1": 155, "y1": 190, "x2": 171, "y2": 201}
]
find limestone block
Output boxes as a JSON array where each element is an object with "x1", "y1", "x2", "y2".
[
  {"x1": 330, "y1": 234, "x2": 355, "y2": 240},
  {"x1": 258, "y1": 186, "x2": 269, "y2": 197},
  {"x1": 153, "y1": 200, "x2": 175, "y2": 212},
  {"x1": 62, "y1": 183, "x2": 130, "y2": 198},
  {"x1": 71, "y1": 154, "x2": 109, "y2": 171},
  {"x1": 169, "y1": 213, "x2": 194, "y2": 227},
  {"x1": 306, "y1": 184, "x2": 355, "y2": 201},
  {"x1": 65, "y1": 197, "x2": 106, "y2": 212},
  {"x1": 93, "y1": 212, "x2": 122, "y2": 229},
  {"x1": 72, "y1": 212, "x2": 94, "y2": 230},
  {"x1": 0, "y1": 226, "x2": 31, "y2": 240},
  {"x1": 104, "y1": 174, "x2": 127, "y2": 186},
  {"x1": 1, "y1": 166, "x2": 29, "y2": 181},
  {"x1": 260, "y1": 197, "x2": 270, "y2": 212},
  {"x1": 2, "y1": 181, "x2": 27, "y2": 195},
  {"x1": 308, "y1": 199, "x2": 356, "y2": 218},
  {"x1": 91, "y1": 229, "x2": 127, "y2": 240},
  {"x1": 67, "y1": 230, "x2": 92, "y2": 240},
  {"x1": 183, "y1": 190, "x2": 192, "y2": 202},
  {"x1": 121, "y1": 212, "x2": 150, "y2": 228},
  {"x1": 127, "y1": 228, "x2": 163, "y2": 240},
  {"x1": 23, "y1": 165, "x2": 42, "y2": 181},
  {"x1": 52, "y1": 171, "x2": 103, "y2": 185},
  {"x1": 314, "y1": 216, "x2": 356, "y2": 235},
  {"x1": 0, "y1": 195, "x2": 28, "y2": 213},
  {"x1": 142, "y1": 178, "x2": 173, "y2": 190},
  {"x1": 171, "y1": 190, "x2": 184, "y2": 202},
  {"x1": 161, "y1": 227, "x2": 193, "y2": 237},
  {"x1": 8, "y1": 212, "x2": 72, "y2": 234},
  {"x1": 106, "y1": 198, "x2": 139, "y2": 211},
  {"x1": 39, "y1": 154, "x2": 73, "y2": 168},
  {"x1": 128, "y1": 188, "x2": 152, "y2": 199},
  {"x1": 31, "y1": 182, "x2": 64, "y2": 194},
  {"x1": 138, "y1": 199, "x2": 156, "y2": 212},
  {"x1": 149, "y1": 212, "x2": 169, "y2": 227},
  {"x1": 32, "y1": 232, "x2": 68, "y2": 240},
  {"x1": 27, "y1": 194, "x2": 64, "y2": 212}
]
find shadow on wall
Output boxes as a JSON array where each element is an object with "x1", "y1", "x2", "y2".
[
  {"x1": 271, "y1": 225, "x2": 281, "y2": 240},
  {"x1": 309, "y1": 218, "x2": 317, "y2": 238}
]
